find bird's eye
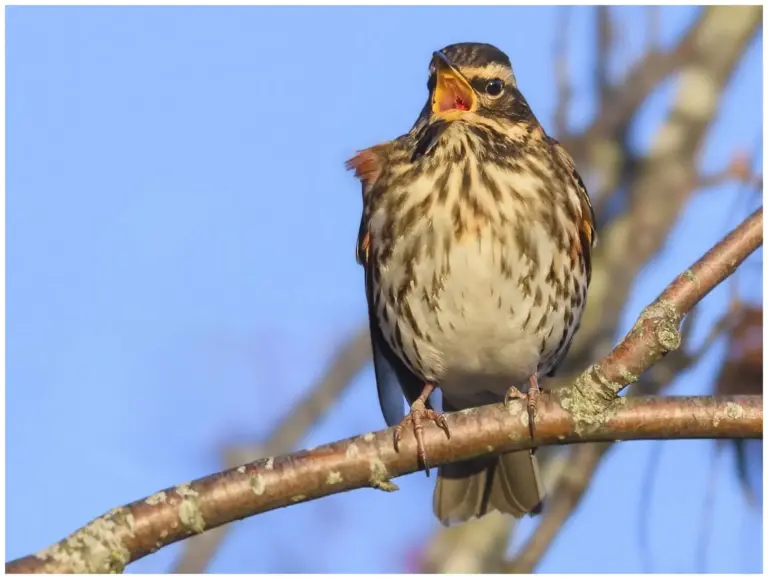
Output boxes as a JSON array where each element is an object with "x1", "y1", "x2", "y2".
[{"x1": 485, "y1": 79, "x2": 504, "y2": 97}]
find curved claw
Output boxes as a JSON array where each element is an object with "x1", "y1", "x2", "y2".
[
  {"x1": 435, "y1": 414, "x2": 451, "y2": 439},
  {"x1": 392, "y1": 402, "x2": 451, "y2": 476},
  {"x1": 506, "y1": 377, "x2": 541, "y2": 439},
  {"x1": 526, "y1": 376, "x2": 541, "y2": 438}
]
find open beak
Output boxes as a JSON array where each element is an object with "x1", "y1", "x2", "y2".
[{"x1": 431, "y1": 51, "x2": 477, "y2": 117}]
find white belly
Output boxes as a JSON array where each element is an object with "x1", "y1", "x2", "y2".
[{"x1": 375, "y1": 219, "x2": 575, "y2": 404}]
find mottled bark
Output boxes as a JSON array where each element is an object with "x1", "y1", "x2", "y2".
[{"x1": 6, "y1": 395, "x2": 762, "y2": 574}]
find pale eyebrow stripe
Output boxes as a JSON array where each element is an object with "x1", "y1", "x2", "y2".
[{"x1": 457, "y1": 63, "x2": 517, "y2": 87}]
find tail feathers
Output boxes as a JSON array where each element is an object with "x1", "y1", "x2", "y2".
[{"x1": 433, "y1": 450, "x2": 544, "y2": 526}]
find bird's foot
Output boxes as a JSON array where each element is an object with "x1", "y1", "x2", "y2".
[
  {"x1": 505, "y1": 375, "x2": 541, "y2": 438},
  {"x1": 393, "y1": 399, "x2": 450, "y2": 476}
]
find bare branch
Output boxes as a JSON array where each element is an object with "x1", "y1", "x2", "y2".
[
  {"x1": 172, "y1": 327, "x2": 371, "y2": 573},
  {"x1": 7, "y1": 395, "x2": 761, "y2": 574},
  {"x1": 508, "y1": 322, "x2": 742, "y2": 575},
  {"x1": 698, "y1": 151, "x2": 763, "y2": 190},
  {"x1": 595, "y1": 6, "x2": 613, "y2": 107},
  {"x1": 504, "y1": 209, "x2": 761, "y2": 574},
  {"x1": 611, "y1": 6, "x2": 759, "y2": 287},
  {"x1": 562, "y1": 6, "x2": 762, "y2": 373},
  {"x1": 646, "y1": 6, "x2": 661, "y2": 53},
  {"x1": 562, "y1": 207, "x2": 761, "y2": 412},
  {"x1": 7, "y1": 201, "x2": 762, "y2": 574},
  {"x1": 553, "y1": 6, "x2": 572, "y2": 136},
  {"x1": 508, "y1": 216, "x2": 760, "y2": 575},
  {"x1": 564, "y1": 6, "x2": 761, "y2": 161}
]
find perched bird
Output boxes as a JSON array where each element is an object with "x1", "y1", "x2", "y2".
[{"x1": 348, "y1": 42, "x2": 596, "y2": 526}]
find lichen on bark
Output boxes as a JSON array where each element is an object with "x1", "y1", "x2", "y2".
[
  {"x1": 559, "y1": 364, "x2": 631, "y2": 434},
  {"x1": 35, "y1": 507, "x2": 134, "y2": 574}
]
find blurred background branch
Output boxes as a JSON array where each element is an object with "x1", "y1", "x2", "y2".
[{"x1": 172, "y1": 328, "x2": 371, "y2": 573}]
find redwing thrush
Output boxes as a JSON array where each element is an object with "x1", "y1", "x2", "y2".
[{"x1": 348, "y1": 43, "x2": 596, "y2": 526}]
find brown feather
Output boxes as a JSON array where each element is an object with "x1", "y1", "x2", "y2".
[
  {"x1": 347, "y1": 142, "x2": 393, "y2": 266},
  {"x1": 346, "y1": 142, "x2": 392, "y2": 190},
  {"x1": 349, "y1": 142, "x2": 436, "y2": 422},
  {"x1": 546, "y1": 136, "x2": 597, "y2": 281}
]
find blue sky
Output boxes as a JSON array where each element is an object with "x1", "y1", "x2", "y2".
[{"x1": 6, "y1": 6, "x2": 762, "y2": 573}]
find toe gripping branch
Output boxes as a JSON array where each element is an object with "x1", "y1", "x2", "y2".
[
  {"x1": 505, "y1": 375, "x2": 541, "y2": 439},
  {"x1": 393, "y1": 384, "x2": 451, "y2": 475}
]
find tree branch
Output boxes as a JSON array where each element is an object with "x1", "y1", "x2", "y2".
[
  {"x1": 6, "y1": 395, "x2": 761, "y2": 574},
  {"x1": 561, "y1": 6, "x2": 761, "y2": 375},
  {"x1": 595, "y1": 6, "x2": 612, "y2": 107},
  {"x1": 591, "y1": 6, "x2": 760, "y2": 334},
  {"x1": 504, "y1": 206, "x2": 761, "y2": 574},
  {"x1": 171, "y1": 327, "x2": 371, "y2": 573},
  {"x1": 563, "y1": 6, "x2": 761, "y2": 161},
  {"x1": 511, "y1": 299, "x2": 746, "y2": 575},
  {"x1": 553, "y1": 6, "x2": 572, "y2": 136},
  {"x1": 562, "y1": 207, "x2": 762, "y2": 413},
  {"x1": 646, "y1": 6, "x2": 661, "y2": 53},
  {"x1": 7, "y1": 202, "x2": 762, "y2": 574}
]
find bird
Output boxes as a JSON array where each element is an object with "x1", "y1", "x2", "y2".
[{"x1": 347, "y1": 42, "x2": 596, "y2": 526}]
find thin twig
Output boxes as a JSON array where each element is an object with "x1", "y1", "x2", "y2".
[
  {"x1": 696, "y1": 443, "x2": 722, "y2": 573},
  {"x1": 638, "y1": 439, "x2": 664, "y2": 573},
  {"x1": 637, "y1": 302, "x2": 743, "y2": 572},
  {"x1": 553, "y1": 6, "x2": 572, "y2": 136},
  {"x1": 698, "y1": 148, "x2": 763, "y2": 190},
  {"x1": 646, "y1": 6, "x2": 661, "y2": 53},
  {"x1": 595, "y1": 6, "x2": 612, "y2": 107}
]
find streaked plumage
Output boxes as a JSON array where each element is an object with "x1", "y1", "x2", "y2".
[{"x1": 348, "y1": 42, "x2": 596, "y2": 526}]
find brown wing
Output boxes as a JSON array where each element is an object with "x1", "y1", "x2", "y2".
[
  {"x1": 544, "y1": 137, "x2": 598, "y2": 378},
  {"x1": 546, "y1": 136, "x2": 597, "y2": 282},
  {"x1": 346, "y1": 143, "x2": 432, "y2": 426},
  {"x1": 346, "y1": 143, "x2": 390, "y2": 265}
]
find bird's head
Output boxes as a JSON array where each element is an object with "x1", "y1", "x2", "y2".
[{"x1": 425, "y1": 42, "x2": 523, "y2": 123}]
